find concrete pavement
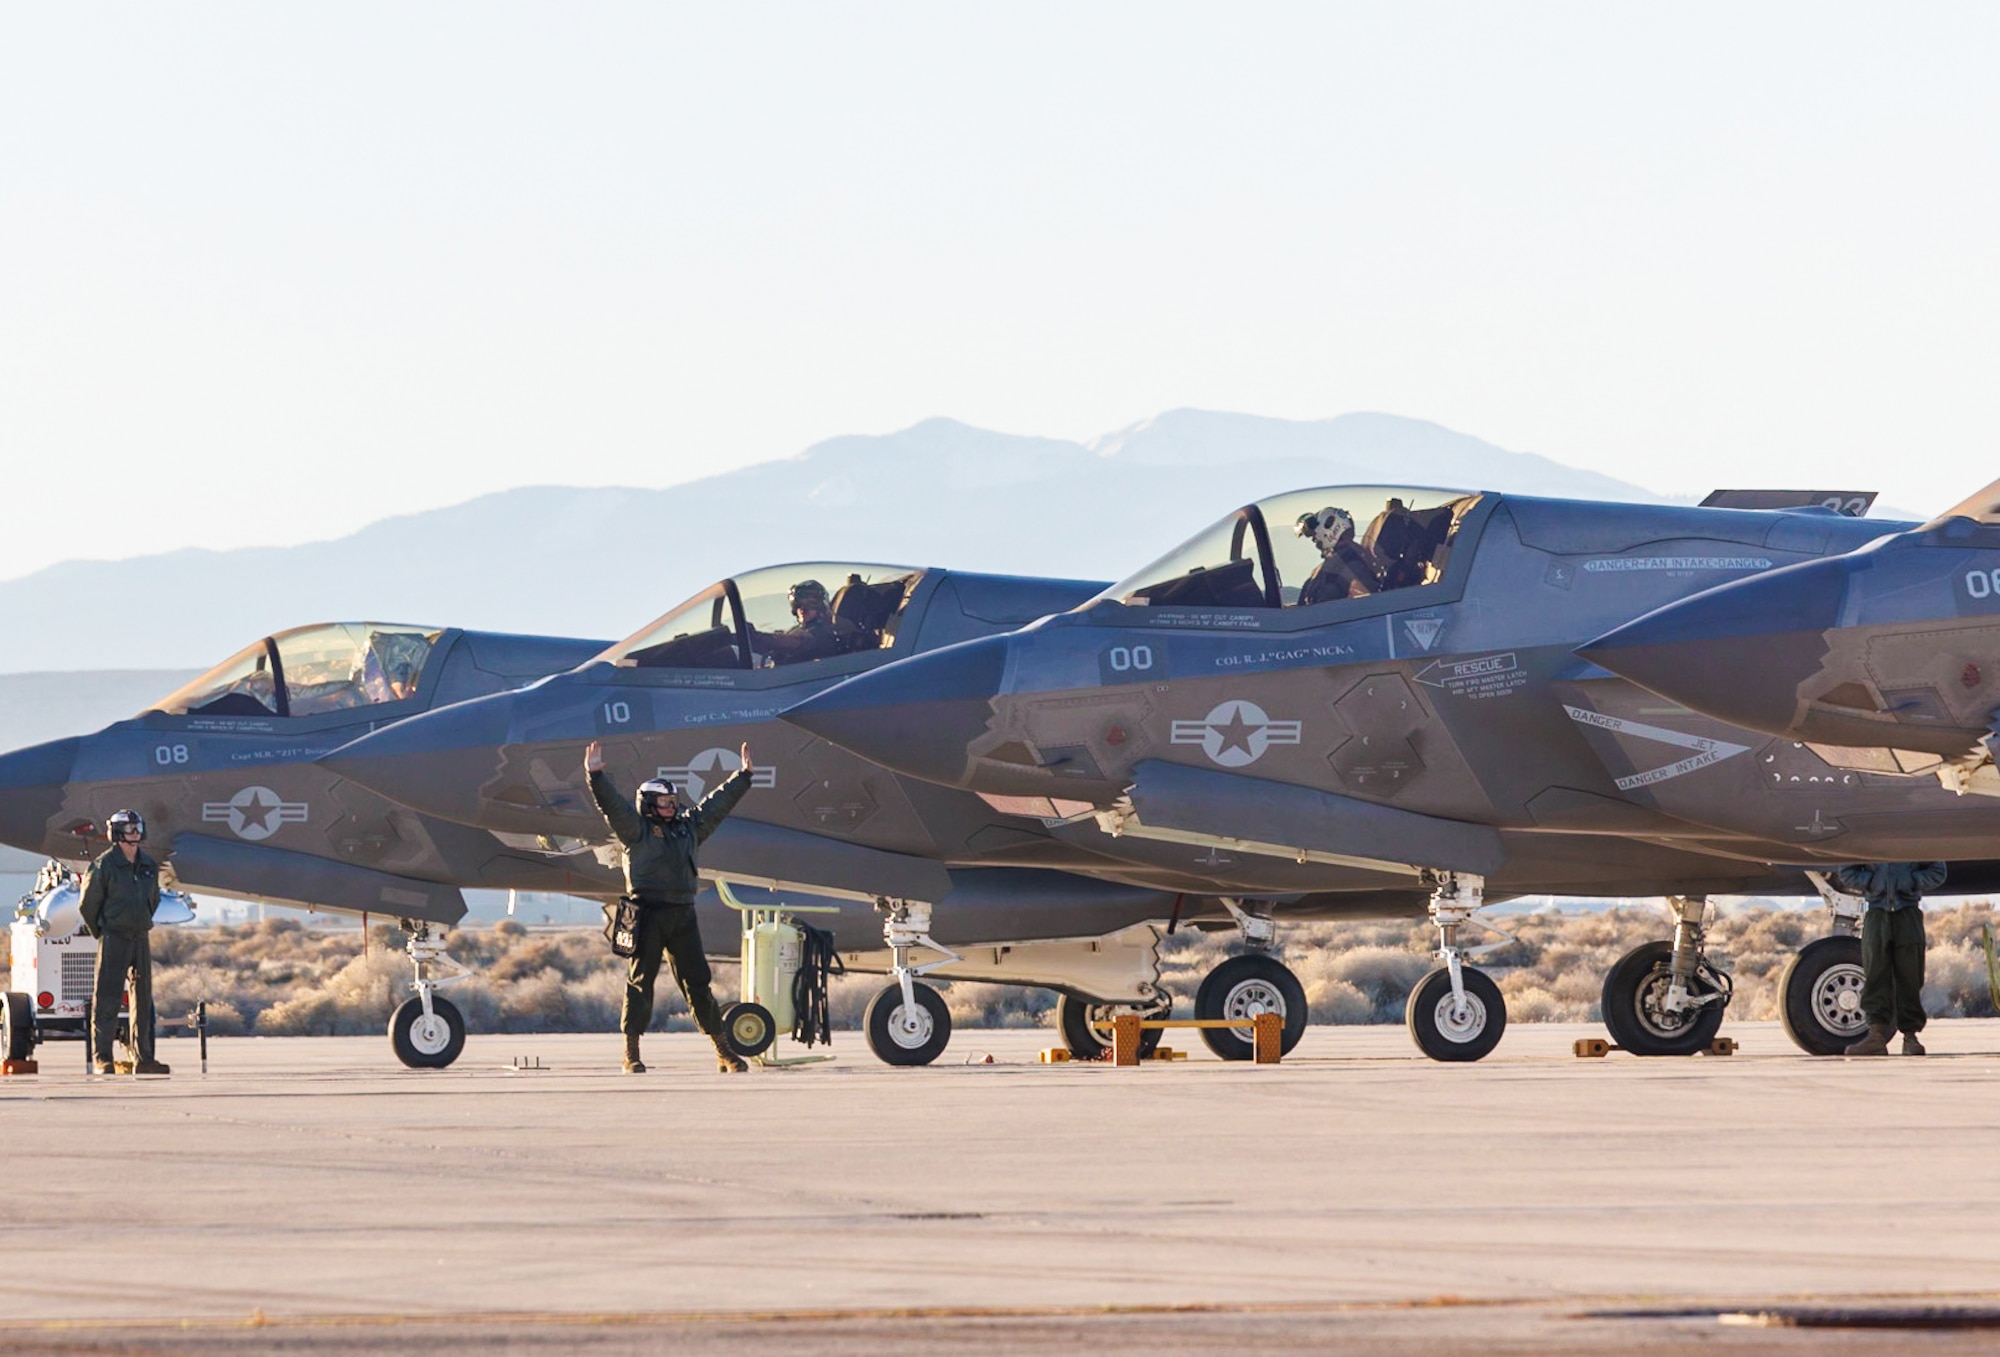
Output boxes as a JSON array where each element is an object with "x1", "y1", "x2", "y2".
[{"x1": 6, "y1": 1020, "x2": 2000, "y2": 1352}]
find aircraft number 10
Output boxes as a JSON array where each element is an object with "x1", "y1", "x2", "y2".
[
  {"x1": 1106, "y1": 645, "x2": 1155, "y2": 673},
  {"x1": 602, "y1": 701, "x2": 632, "y2": 724}
]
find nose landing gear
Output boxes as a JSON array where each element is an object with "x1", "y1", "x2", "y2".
[
  {"x1": 388, "y1": 920, "x2": 470, "y2": 1069},
  {"x1": 862, "y1": 899, "x2": 959, "y2": 1066},
  {"x1": 1407, "y1": 872, "x2": 1506, "y2": 1062}
]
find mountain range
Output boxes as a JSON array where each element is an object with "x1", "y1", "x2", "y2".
[{"x1": 0, "y1": 410, "x2": 1661, "y2": 676}]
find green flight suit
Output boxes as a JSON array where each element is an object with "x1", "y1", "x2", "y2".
[
  {"x1": 587, "y1": 766, "x2": 752, "y2": 1042},
  {"x1": 1830, "y1": 862, "x2": 1946, "y2": 1036},
  {"x1": 78, "y1": 845, "x2": 162, "y2": 1064}
]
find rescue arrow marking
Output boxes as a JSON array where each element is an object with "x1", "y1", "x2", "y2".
[{"x1": 1562, "y1": 705, "x2": 1752, "y2": 790}]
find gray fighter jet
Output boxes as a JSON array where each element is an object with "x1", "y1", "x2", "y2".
[
  {"x1": 0, "y1": 622, "x2": 610, "y2": 1065},
  {"x1": 782, "y1": 484, "x2": 2000, "y2": 1062},
  {"x1": 319, "y1": 562, "x2": 1230, "y2": 1065},
  {"x1": 1586, "y1": 476, "x2": 2000, "y2": 771}
]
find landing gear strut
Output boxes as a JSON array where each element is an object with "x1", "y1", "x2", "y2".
[
  {"x1": 1778, "y1": 874, "x2": 1870, "y2": 1055},
  {"x1": 1192, "y1": 901, "x2": 1306, "y2": 1061},
  {"x1": 1407, "y1": 872, "x2": 1506, "y2": 1062},
  {"x1": 388, "y1": 920, "x2": 469, "y2": 1069},
  {"x1": 862, "y1": 899, "x2": 958, "y2": 1066},
  {"x1": 1600, "y1": 897, "x2": 1730, "y2": 1056}
]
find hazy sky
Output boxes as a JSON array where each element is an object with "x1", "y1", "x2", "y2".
[{"x1": 5, "y1": 3, "x2": 1998, "y2": 582}]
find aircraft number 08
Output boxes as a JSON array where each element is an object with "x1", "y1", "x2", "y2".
[
  {"x1": 602, "y1": 700, "x2": 632, "y2": 724},
  {"x1": 154, "y1": 744, "x2": 190, "y2": 765},
  {"x1": 1106, "y1": 645, "x2": 1155, "y2": 673},
  {"x1": 1963, "y1": 569, "x2": 2000, "y2": 600}
]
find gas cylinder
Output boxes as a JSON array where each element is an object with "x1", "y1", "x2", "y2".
[{"x1": 745, "y1": 917, "x2": 804, "y2": 1033}]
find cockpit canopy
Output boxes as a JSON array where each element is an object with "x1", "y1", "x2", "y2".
[
  {"x1": 153, "y1": 623, "x2": 445, "y2": 718},
  {"x1": 1092, "y1": 487, "x2": 1484, "y2": 610},
  {"x1": 604, "y1": 563, "x2": 926, "y2": 671}
]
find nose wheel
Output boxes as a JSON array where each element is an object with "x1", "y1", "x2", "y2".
[
  {"x1": 1406, "y1": 966, "x2": 1506, "y2": 1061},
  {"x1": 1408, "y1": 871, "x2": 1507, "y2": 1062},
  {"x1": 863, "y1": 981, "x2": 951, "y2": 1066},
  {"x1": 388, "y1": 920, "x2": 471, "y2": 1069},
  {"x1": 389, "y1": 994, "x2": 466, "y2": 1069}
]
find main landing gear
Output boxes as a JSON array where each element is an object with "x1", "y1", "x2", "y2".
[
  {"x1": 1407, "y1": 872, "x2": 1506, "y2": 1062},
  {"x1": 862, "y1": 899, "x2": 958, "y2": 1066},
  {"x1": 1192, "y1": 902, "x2": 1307, "y2": 1061},
  {"x1": 1055, "y1": 993, "x2": 1169, "y2": 1061},
  {"x1": 1599, "y1": 896, "x2": 1731, "y2": 1056},
  {"x1": 388, "y1": 920, "x2": 470, "y2": 1069},
  {"x1": 1777, "y1": 873, "x2": 1870, "y2": 1056}
]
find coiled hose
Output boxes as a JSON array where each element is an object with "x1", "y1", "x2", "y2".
[{"x1": 790, "y1": 920, "x2": 845, "y2": 1048}]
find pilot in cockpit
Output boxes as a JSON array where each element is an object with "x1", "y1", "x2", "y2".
[
  {"x1": 1294, "y1": 507, "x2": 1383, "y2": 604},
  {"x1": 756, "y1": 579, "x2": 856, "y2": 666},
  {"x1": 358, "y1": 631, "x2": 427, "y2": 703}
]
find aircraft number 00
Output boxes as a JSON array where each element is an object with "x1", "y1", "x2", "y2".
[
  {"x1": 602, "y1": 701, "x2": 632, "y2": 724},
  {"x1": 154, "y1": 744, "x2": 190, "y2": 765},
  {"x1": 1964, "y1": 570, "x2": 2000, "y2": 600},
  {"x1": 1106, "y1": 645, "x2": 1155, "y2": 673}
]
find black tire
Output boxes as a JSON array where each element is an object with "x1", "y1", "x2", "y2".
[
  {"x1": 1055, "y1": 993, "x2": 1166, "y2": 1060},
  {"x1": 388, "y1": 996, "x2": 466, "y2": 1069},
  {"x1": 1779, "y1": 935, "x2": 1869, "y2": 1056},
  {"x1": 721, "y1": 1001, "x2": 777, "y2": 1058},
  {"x1": 1600, "y1": 940, "x2": 1728, "y2": 1056},
  {"x1": 1194, "y1": 955, "x2": 1307, "y2": 1061},
  {"x1": 863, "y1": 982, "x2": 951, "y2": 1066},
  {"x1": 1405, "y1": 966, "x2": 1506, "y2": 1062},
  {"x1": 1, "y1": 991, "x2": 33, "y2": 1062}
]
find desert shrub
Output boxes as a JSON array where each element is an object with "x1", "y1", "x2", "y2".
[{"x1": 14, "y1": 898, "x2": 1996, "y2": 1036}]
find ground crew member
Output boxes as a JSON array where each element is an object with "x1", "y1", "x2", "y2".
[
  {"x1": 1829, "y1": 861, "x2": 1946, "y2": 1056},
  {"x1": 585, "y1": 739, "x2": 755, "y2": 1073},
  {"x1": 77, "y1": 809, "x2": 170, "y2": 1076}
]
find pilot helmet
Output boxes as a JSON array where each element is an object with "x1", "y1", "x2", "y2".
[
  {"x1": 788, "y1": 579, "x2": 829, "y2": 617},
  {"x1": 106, "y1": 808, "x2": 147, "y2": 843},
  {"x1": 635, "y1": 778, "x2": 683, "y2": 820},
  {"x1": 1294, "y1": 507, "x2": 1355, "y2": 556}
]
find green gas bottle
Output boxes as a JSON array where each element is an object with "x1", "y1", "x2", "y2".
[{"x1": 745, "y1": 916, "x2": 804, "y2": 1033}]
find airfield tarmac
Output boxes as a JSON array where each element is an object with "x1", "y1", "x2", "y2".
[{"x1": 7, "y1": 1020, "x2": 2000, "y2": 1356}]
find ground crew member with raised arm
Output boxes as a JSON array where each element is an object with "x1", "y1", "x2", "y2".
[
  {"x1": 1829, "y1": 861, "x2": 1946, "y2": 1057},
  {"x1": 78, "y1": 809, "x2": 170, "y2": 1075},
  {"x1": 586, "y1": 739, "x2": 755, "y2": 1073}
]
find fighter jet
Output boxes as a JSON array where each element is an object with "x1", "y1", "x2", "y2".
[
  {"x1": 0, "y1": 621, "x2": 611, "y2": 1066},
  {"x1": 319, "y1": 562, "x2": 1231, "y2": 1065},
  {"x1": 782, "y1": 483, "x2": 2000, "y2": 1061},
  {"x1": 1585, "y1": 476, "x2": 2000, "y2": 776}
]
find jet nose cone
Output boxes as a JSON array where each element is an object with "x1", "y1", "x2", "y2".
[
  {"x1": 319, "y1": 693, "x2": 517, "y2": 825},
  {"x1": 1580, "y1": 556, "x2": 1850, "y2": 736},
  {"x1": 782, "y1": 635, "x2": 1008, "y2": 788},
  {"x1": 0, "y1": 735, "x2": 81, "y2": 852}
]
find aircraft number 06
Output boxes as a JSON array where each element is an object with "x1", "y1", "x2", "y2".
[
  {"x1": 1963, "y1": 569, "x2": 2000, "y2": 600},
  {"x1": 1106, "y1": 645, "x2": 1155, "y2": 673},
  {"x1": 154, "y1": 744, "x2": 190, "y2": 766},
  {"x1": 602, "y1": 700, "x2": 632, "y2": 724}
]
